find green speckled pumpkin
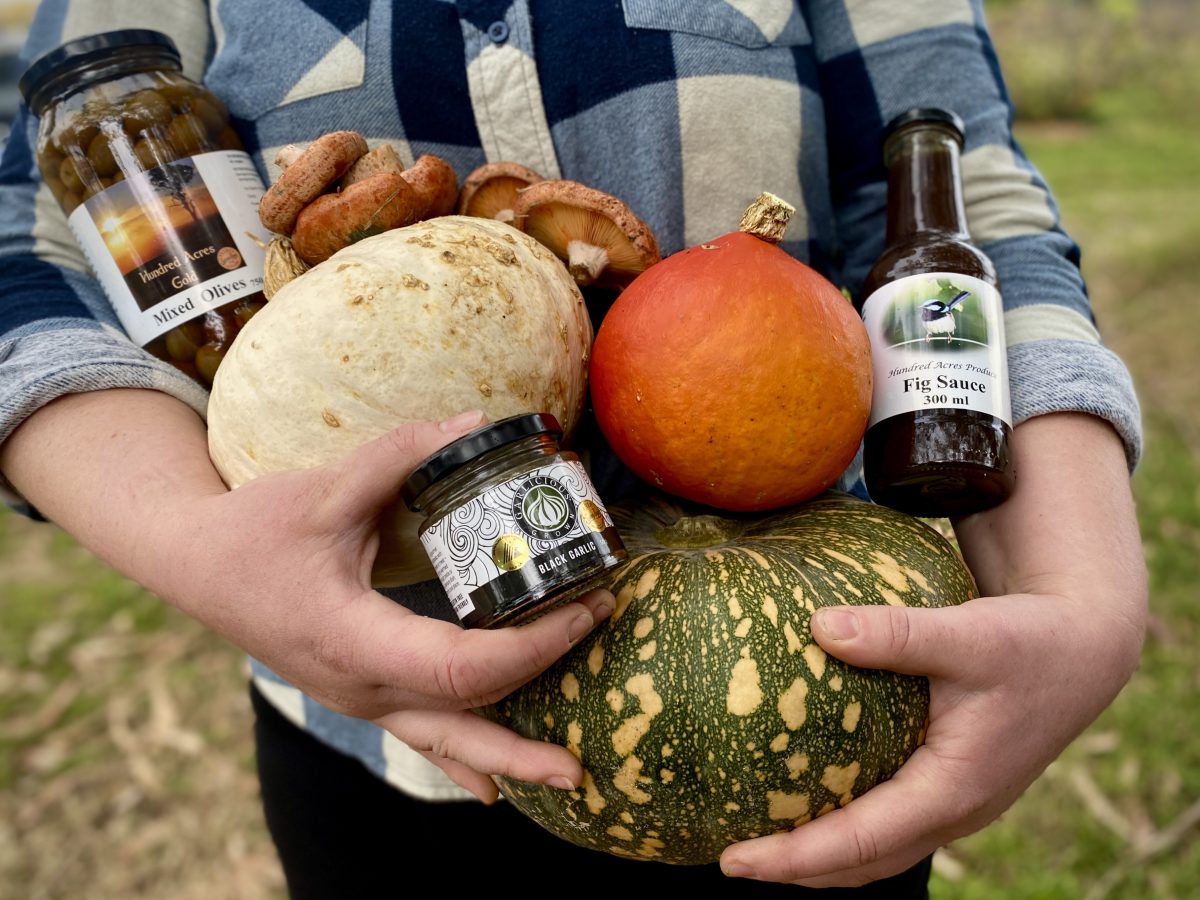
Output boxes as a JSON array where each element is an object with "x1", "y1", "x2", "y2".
[{"x1": 483, "y1": 492, "x2": 976, "y2": 865}]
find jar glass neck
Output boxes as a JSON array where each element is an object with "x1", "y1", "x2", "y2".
[
  {"x1": 882, "y1": 125, "x2": 969, "y2": 243},
  {"x1": 28, "y1": 47, "x2": 181, "y2": 115},
  {"x1": 413, "y1": 434, "x2": 561, "y2": 515}
]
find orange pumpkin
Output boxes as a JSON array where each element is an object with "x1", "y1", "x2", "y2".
[{"x1": 589, "y1": 194, "x2": 872, "y2": 512}]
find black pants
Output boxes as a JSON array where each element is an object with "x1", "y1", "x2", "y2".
[{"x1": 252, "y1": 685, "x2": 931, "y2": 898}]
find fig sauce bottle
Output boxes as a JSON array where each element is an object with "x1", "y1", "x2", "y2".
[{"x1": 859, "y1": 108, "x2": 1014, "y2": 517}]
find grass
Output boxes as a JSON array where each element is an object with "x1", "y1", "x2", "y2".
[
  {"x1": 2, "y1": 2, "x2": 1199, "y2": 897},
  {"x1": 927, "y1": 4, "x2": 1200, "y2": 897}
]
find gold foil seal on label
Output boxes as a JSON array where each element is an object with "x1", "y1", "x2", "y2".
[
  {"x1": 579, "y1": 499, "x2": 606, "y2": 534},
  {"x1": 493, "y1": 534, "x2": 530, "y2": 571}
]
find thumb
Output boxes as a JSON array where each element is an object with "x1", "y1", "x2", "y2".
[
  {"x1": 328, "y1": 410, "x2": 486, "y2": 514},
  {"x1": 810, "y1": 604, "x2": 983, "y2": 680}
]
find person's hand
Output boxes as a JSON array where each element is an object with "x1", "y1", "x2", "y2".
[
  {"x1": 719, "y1": 589, "x2": 1143, "y2": 886},
  {"x1": 0, "y1": 393, "x2": 613, "y2": 803},
  {"x1": 719, "y1": 413, "x2": 1147, "y2": 886},
  {"x1": 161, "y1": 410, "x2": 614, "y2": 801}
]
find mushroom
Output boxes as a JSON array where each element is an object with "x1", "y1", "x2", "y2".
[
  {"x1": 342, "y1": 146, "x2": 458, "y2": 220},
  {"x1": 457, "y1": 161, "x2": 544, "y2": 224},
  {"x1": 259, "y1": 130, "x2": 368, "y2": 235},
  {"x1": 512, "y1": 180, "x2": 661, "y2": 288},
  {"x1": 401, "y1": 154, "x2": 460, "y2": 219},
  {"x1": 291, "y1": 173, "x2": 423, "y2": 265},
  {"x1": 340, "y1": 143, "x2": 406, "y2": 188}
]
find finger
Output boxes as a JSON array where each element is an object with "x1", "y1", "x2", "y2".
[
  {"x1": 350, "y1": 587, "x2": 616, "y2": 710},
  {"x1": 720, "y1": 745, "x2": 963, "y2": 886},
  {"x1": 379, "y1": 707, "x2": 584, "y2": 790},
  {"x1": 809, "y1": 601, "x2": 1007, "y2": 680},
  {"x1": 417, "y1": 750, "x2": 501, "y2": 805},
  {"x1": 319, "y1": 410, "x2": 486, "y2": 518}
]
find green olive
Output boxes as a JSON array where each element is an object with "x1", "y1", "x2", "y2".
[
  {"x1": 85, "y1": 132, "x2": 118, "y2": 177},
  {"x1": 194, "y1": 343, "x2": 226, "y2": 384},
  {"x1": 157, "y1": 79, "x2": 205, "y2": 112},
  {"x1": 165, "y1": 322, "x2": 202, "y2": 361},
  {"x1": 134, "y1": 135, "x2": 175, "y2": 170},
  {"x1": 58, "y1": 155, "x2": 86, "y2": 193},
  {"x1": 54, "y1": 121, "x2": 99, "y2": 155},
  {"x1": 166, "y1": 113, "x2": 211, "y2": 157},
  {"x1": 123, "y1": 90, "x2": 174, "y2": 134},
  {"x1": 188, "y1": 97, "x2": 228, "y2": 135},
  {"x1": 60, "y1": 190, "x2": 83, "y2": 216}
]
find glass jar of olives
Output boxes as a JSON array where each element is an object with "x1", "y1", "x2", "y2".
[{"x1": 19, "y1": 29, "x2": 269, "y2": 385}]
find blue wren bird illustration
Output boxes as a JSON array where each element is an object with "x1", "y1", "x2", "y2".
[{"x1": 920, "y1": 289, "x2": 970, "y2": 342}]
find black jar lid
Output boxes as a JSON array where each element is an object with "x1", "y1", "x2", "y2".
[
  {"x1": 401, "y1": 412, "x2": 563, "y2": 510},
  {"x1": 883, "y1": 107, "x2": 965, "y2": 146},
  {"x1": 20, "y1": 29, "x2": 180, "y2": 111}
]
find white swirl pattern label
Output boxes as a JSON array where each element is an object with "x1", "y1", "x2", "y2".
[{"x1": 419, "y1": 459, "x2": 616, "y2": 621}]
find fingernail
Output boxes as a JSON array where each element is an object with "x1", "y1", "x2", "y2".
[
  {"x1": 722, "y1": 861, "x2": 756, "y2": 879},
  {"x1": 587, "y1": 589, "x2": 616, "y2": 621},
  {"x1": 548, "y1": 775, "x2": 576, "y2": 791},
  {"x1": 439, "y1": 410, "x2": 484, "y2": 433},
  {"x1": 567, "y1": 609, "x2": 595, "y2": 645},
  {"x1": 816, "y1": 608, "x2": 859, "y2": 640}
]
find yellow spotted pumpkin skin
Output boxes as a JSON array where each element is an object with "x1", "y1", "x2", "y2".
[{"x1": 483, "y1": 493, "x2": 976, "y2": 865}]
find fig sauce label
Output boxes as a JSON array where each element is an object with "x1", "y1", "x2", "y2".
[
  {"x1": 419, "y1": 459, "x2": 616, "y2": 622},
  {"x1": 67, "y1": 150, "x2": 267, "y2": 345},
  {"x1": 862, "y1": 272, "x2": 1012, "y2": 427}
]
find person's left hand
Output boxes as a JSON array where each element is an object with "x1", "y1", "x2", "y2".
[
  {"x1": 719, "y1": 589, "x2": 1143, "y2": 886},
  {"x1": 719, "y1": 412, "x2": 1147, "y2": 887}
]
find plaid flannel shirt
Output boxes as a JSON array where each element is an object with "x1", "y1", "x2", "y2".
[{"x1": 0, "y1": 0, "x2": 1141, "y2": 799}]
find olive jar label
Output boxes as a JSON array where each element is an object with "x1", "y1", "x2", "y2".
[
  {"x1": 66, "y1": 150, "x2": 267, "y2": 346},
  {"x1": 862, "y1": 272, "x2": 1012, "y2": 427},
  {"x1": 419, "y1": 459, "x2": 621, "y2": 623}
]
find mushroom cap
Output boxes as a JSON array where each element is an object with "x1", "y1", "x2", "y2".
[
  {"x1": 457, "y1": 161, "x2": 544, "y2": 220},
  {"x1": 512, "y1": 179, "x2": 661, "y2": 287},
  {"x1": 291, "y1": 173, "x2": 423, "y2": 265},
  {"x1": 259, "y1": 130, "x2": 368, "y2": 234},
  {"x1": 402, "y1": 154, "x2": 459, "y2": 219}
]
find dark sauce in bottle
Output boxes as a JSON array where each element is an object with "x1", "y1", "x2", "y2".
[{"x1": 859, "y1": 109, "x2": 1015, "y2": 517}]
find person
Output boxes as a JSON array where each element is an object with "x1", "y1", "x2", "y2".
[{"x1": 0, "y1": 1, "x2": 1147, "y2": 897}]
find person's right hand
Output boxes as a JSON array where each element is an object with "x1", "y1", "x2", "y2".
[{"x1": 0, "y1": 393, "x2": 613, "y2": 802}]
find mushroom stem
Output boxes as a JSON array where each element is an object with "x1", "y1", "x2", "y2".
[
  {"x1": 566, "y1": 240, "x2": 610, "y2": 286},
  {"x1": 495, "y1": 208, "x2": 515, "y2": 224},
  {"x1": 739, "y1": 191, "x2": 795, "y2": 245},
  {"x1": 274, "y1": 144, "x2": 304, "y2": 170}
]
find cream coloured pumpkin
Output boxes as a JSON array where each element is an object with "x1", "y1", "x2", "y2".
[{"x1": 207, "y1": 215, "x2": 592, "y2": 586}]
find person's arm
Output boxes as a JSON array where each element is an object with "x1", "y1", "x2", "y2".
[
  {"x1": 0, "y1": 389, "x2": 613, "y2": 801},
  {"x1": 720, "y1": 411, "x2": 1146, "y2": 885}
]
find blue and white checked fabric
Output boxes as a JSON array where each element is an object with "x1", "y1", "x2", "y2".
[{"x1": 1, "y1": 0, "x2": 1142, "y2": 797}]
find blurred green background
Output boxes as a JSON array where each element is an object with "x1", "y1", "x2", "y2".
[{"x1": 1, "y1": 1, "x2": 1198, "y2": 897}]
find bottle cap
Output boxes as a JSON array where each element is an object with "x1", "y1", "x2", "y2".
[
  {"x1": 20, "y1": 30, "x2": 180, "y2": 112},
  {"x1": 401, "y1": 413, "x2": 563, "y2": 509}
]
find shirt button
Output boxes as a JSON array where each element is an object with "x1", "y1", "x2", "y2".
[{"x1": 487, "y1": 20, "x2": 509, "y2": 43}]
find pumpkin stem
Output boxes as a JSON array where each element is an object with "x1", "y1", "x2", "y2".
[
  {"x1": 655, "y1": 514, "x2": 747, "y2": 549},
  {"x1": 739, "y1": 192, "x2": 795, "y2": 245}
]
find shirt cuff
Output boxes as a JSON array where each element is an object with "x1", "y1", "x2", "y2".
[
  {"x1": 1007, "y1": 335, "x2": 1142, "y2": 471},
  {"x1": 0, "y1": 322, "x2": 210, "y2": 508}
]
